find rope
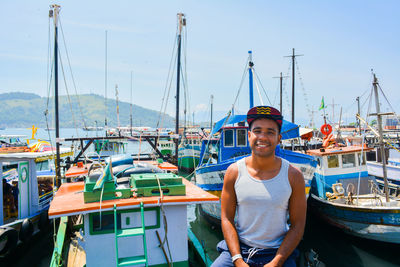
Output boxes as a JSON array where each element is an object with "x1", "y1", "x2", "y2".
[
  {"x1": 253, "y1": 69, "x2": 272, "y2": 105},
  {"x1": 59, "y1": 17, "x2": 87, "y2": 131},
  {"x1": 252, "y1": 69, "x2": 264, "y2": 106},
  {"x1": 283, "y1": 61, "x2": 291, "y2": 118},
  {"x1": 295, "y1": 59, "x2": 313, "y2": 125},
  {"x1": 157, "y1": 31, "x2": 178, "y2": 129},
  {"x1": 155, "y1": 175, "x2": 174, "y2": 265},
  {"x1": 231, "y1": 56, "x2": 251, "y2": 111}
]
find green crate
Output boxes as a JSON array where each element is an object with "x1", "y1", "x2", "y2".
[
  {"x1": 130, "y1": 173, "x2": 182, "y2": 187},
  {"x1": 130, "y1": 173, "x2": 186, "y2": 197},
  {"x1": 135, "y1": 184, "x2": 186, "y2": 197},
  {"x1": 83, "y1": 175, "x2": 132, "y2": 203},
  {"x1": 84, "y1": 178, "x2": 116, "y2": 192},
  {"x1": 83, "y1": 187, "x2": 131, "y2": 203}
]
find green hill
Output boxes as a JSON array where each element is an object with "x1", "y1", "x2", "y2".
[{"x1": 0, "y1": 92, "x2": 175, "y2": 128}]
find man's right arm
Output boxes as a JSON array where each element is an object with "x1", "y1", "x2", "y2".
[{"x1": 220, "y1": 163, "x2": 249, "y2": 267}]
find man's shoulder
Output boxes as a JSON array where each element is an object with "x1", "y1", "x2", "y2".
[{"x1": 287, "y1": 164, "x2": 305, "y2": 187}]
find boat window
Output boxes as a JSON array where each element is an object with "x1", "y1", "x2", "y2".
[
  {"x1": 327, "y1": 155, "x2": 339, "y2": 168},
  {"x1": 342, "y1": 153, "x2": 356, "y2": 168},
  {"x1": 237, "y1": 129, "x2": 247, "y2": 146},
  {"x1": 316, "y1": 157, "x2": 321, "y2": 167},
  {"x1": 357, "y1": 152, "x2": 366, "y2": 165},
  {"x1": 36, "y1": 161, "x2": 49, "y2": 171},
  {"x1": 91, "y1": 213, "x2": 115, "y2": 233},
  {"x1": 224, "y1": 129, "x2": 234, "y2": 147}
]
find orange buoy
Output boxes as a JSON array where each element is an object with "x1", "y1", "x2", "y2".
[{"x1": 320, "y1": 124, "x2": 332, "y2": 135}]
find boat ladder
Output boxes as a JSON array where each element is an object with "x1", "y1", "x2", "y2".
[{"x1": 114, "y1": 202, "x2": 148, "y2": 267}]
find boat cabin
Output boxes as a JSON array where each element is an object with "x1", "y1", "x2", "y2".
[
  {"x1": 199, "y1": 126, "x2": 250, "y2": 165},
  {"x1": 307, "y1": 146, "x2": 373, "y2": 198},
  {"x1": 0, "y1": 151, "x2": 56, "y2": 226}
]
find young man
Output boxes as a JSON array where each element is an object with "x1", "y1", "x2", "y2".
[{"x1": 212, "y1": 106, "x2": 306, "y2": 267}]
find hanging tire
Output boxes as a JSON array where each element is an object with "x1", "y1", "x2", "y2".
[
  {"x1": 39, "y1": 211, "x2": 49, "y2": 231},
  {"x1": 0, "y1": 227, "x2": 18, "y2": 255},
  {"x1": 19, "y1": 218, "x2": 34, "y2": 243}
]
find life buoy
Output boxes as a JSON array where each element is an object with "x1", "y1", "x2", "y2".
[
  {"x1": 19, "y1": 218, "x2": 33, "y2": 242},
  {"x1": 320, "y1": 124, "x2": 332, "y2": 135},
  {"x1": 0, "y1": 227, "x2": 18, "y2": 255}
]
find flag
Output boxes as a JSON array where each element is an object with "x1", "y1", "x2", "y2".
[
  {"x1": 319, "y1": 97, "x2": 326, "y2": 111},
  {"x1": 93, "y1": 160, "x2": 114, "y2": 191}
]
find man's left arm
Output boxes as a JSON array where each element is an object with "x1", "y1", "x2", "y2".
[{"x1": 264, "y1": 165, "x2": 307, "y2": 267}]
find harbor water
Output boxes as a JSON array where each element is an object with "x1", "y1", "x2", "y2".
[{"x1": 1, "y1": 128, "x2": 400, "y2": 266}]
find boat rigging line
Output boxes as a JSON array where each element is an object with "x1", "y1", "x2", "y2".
[
  {"x1": 157, "y1": 31, "x2": 178, "y2": 130},
  {"x1": 295, "y1": 58, "x2": 313, "y2": 126},
  {"x1": 58, "y1": 17, "x2": 87, "y2": 132}
]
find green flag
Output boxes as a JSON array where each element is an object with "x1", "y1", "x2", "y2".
[
  {"x1": 93, "y1": 161, "x2": 114, "y2": 190},
  {"x1": 319, "y1": 97, "x2": 326, "y2": 110}
]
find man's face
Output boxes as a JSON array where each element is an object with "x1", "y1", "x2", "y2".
[{"x1": 248, "y1": 118, "x2": 281, "y2": 158}]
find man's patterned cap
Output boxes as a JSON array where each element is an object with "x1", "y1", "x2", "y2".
[{"x1": 247, "y1": 106, "x2": 283, "y2": 130}]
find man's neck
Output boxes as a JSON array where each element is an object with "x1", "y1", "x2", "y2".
[{"x1": 249, "y1": 153, "x2": 279, "y2": 171}]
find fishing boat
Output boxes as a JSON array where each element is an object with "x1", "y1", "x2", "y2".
[
  {"x1": 194, "y1": 52, "x2": 317, "y2": 225},
  {"x1": 308, "y1": 74, "x2": 400, "y2": 243},
  {"x1": 367, "y1": 148, "x2": 400, "y2": 186},
  {"x1": 0, "y1": 146, "x2": 72, "y2": 256},
  {"x1": 92, "y1": 138, "x2": 128, "y2": 158},
  {"x1": 0, "y1": 135, "x2": 29, "y2": 153},
  {"x1": 178, "y1": 129, "x2": 204, "y2": 173},
  {"x1": 49, "y1": 157, "x2": 218, "y2": 266}
]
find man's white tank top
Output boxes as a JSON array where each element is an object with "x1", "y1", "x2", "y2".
[{"x1": 235, "y1": 157, "x2": 292, "y2": 249}]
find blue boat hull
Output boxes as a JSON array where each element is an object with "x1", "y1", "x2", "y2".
[{"x1": 309, "y1": 193, "x2": 400, "y2": 244}]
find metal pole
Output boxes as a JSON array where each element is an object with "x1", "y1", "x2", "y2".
[
  {"x1": 210, "y1": 94, "x2": 213, "y2": 130},
  {"x1": 175, "y1": 13, "x2": 184, "y2": 163},
  {"x1": 104, "y1": 31, "x2": 108, "y2": 130},
  {"x1": 373, "y1": 74, "x2": 389, "y2": 202},
  {"x1": 280, "y1": 72, "x2": 283, "y2": 114},
  {"x1": 130, "y1": 71, "x2": 133, "y2": 136},
  {"x1": 248, "y1": 51, "x2": 254, "y2": 109},
  {"x1": 356, "y1": 97, "x2": 361, "y2": 134},
  {"x1": 51, "y1": 5, "x2": 61, "y2": 188},
  {"x1": 291, "y1": 48, "x2": 295, "y2": 123}
]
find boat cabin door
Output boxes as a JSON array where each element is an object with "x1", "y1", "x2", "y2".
[{"x1": 18, "y1": 161, "x2": 30, "y2": 219}]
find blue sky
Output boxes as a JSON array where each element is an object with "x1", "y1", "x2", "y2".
[{"x1": 1, "y1": 0, "x2": 399, "y2": 127}]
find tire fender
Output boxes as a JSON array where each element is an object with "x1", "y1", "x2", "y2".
[
  {"x1": 0, "y1": 227, "x2": 18, "y2": 255},
  {"x1": 19, "y1": 218, "x2": 34, "y2": 243}
]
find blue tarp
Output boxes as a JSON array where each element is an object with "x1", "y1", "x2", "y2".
[{"x1": 211, "y1": 114, "x2": 300, "y2": 140}]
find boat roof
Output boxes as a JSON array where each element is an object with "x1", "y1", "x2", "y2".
[
  {"x1": 306, "y1": 145, "x2": 373, "y2": 157},
  {"x1": 0, "y1": 134, "x2": 27, "y2": 138},
  {"x1": 48, "y1": 179, "x2": 219, "y2": 218},
  {"x1": 0, "y1": 147, "x2": 72, "y2": 161}
]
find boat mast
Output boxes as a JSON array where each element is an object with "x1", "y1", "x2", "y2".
[
  {"x1": 210, "y1": 94, "x2": 214, "y2": 130},
  {"x1": 115, "y1": 84, "x2": 120, "y2": 132},
  {"x1": 273, "y1": 72, "x2": 289, "y2": 114},
  {"x1": 105, "y1": 30, "x2": 108, "y2": 135},
  {"x1": 248, "y1": 51, "x2": 254, "y2": 109},
  {"x1": 356, "y1": 96, "x2": 361, "y2": 134},
  {"x1": 372, "y1": 74, "x2": 389, "y2": 202},
  {"x1": 130, "y1": 71, "x2": 133, "y2": 136},
  {"x1": 50, "y1": 4, "x2": 61, "y2": 187},
  {"x1": 175, "y1": 13, "x2": 185, "y2": 163},
  {"x1": 285, "y1": 48, "x2": 303, "y2": 123}
]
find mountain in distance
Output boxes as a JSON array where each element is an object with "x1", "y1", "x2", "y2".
[{"x1": 0, "y1": 92, "x2": 175, "y2": 128}]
